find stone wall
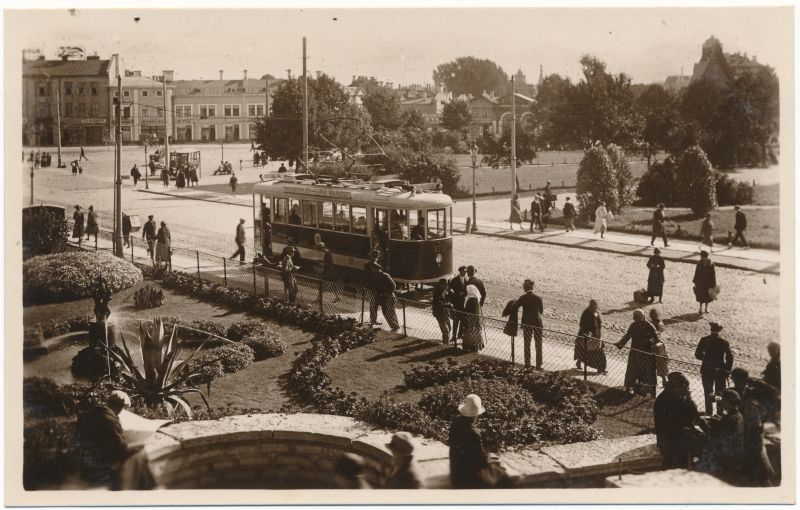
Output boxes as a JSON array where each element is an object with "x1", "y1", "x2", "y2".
[{"x1": 144, "y1": 413, "x2": 662, "y2": 489}]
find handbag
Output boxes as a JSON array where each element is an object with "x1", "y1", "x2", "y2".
[{"x1": 708, "y1": 286, "x2": 721, "y2": 300}]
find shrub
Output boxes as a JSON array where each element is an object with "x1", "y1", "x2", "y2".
[
  {"x1": 241, "y1": 332, "x2": 286, "y2": 360},
  {"x1": 71, "y1": 344, "x2": 123, "y2": 381},
  {"x1": 636, "y1": 159, "x2": 676, "y2": 206},
  {"x1": 607, "y1": 144, "x2": 635, "y2": 210},
  {"x1": 159, "y1": 317, "x2": 228, "y2": 340},
  {"x1": 184, "y1": 359, "x2": 225, "y2": 387},
  {"x1": 203, "y1": 343, "x2": 255, "y2": 374},
  {"x1": 576, "y1": 146, "x2": 620, "y2": 215},
  {"x1": 418, "y1": 378, "x2": 542, "y2": 450},
  {"x1": 133, "y1": 285, "x2": 164, "y2": 309},
  {"x1": 23, "y1": 251, "x2": 142, "y2": 305},
  {"x1": 715, "y1": 172, "x2": 755, "y2": 206},
  {"x1": 24, "y1": 418, "x2": 78, "y2": 490},
  {"x1": 225, "y1": 320, "x2": 273, "y2": 341},
  {"x1": 23, "y1": 377, "x2": 110, "y2": 418},
  {"x1": 22, "y1": 208, "x2": 69, "y2": 259},
  {"x1": 674, "y1": 145, "x2": 717, "y2": 215},
  {"x1": 24, "y1": 327, "x2": 45, "y2": 347},
  {"x1": 397, "y1": 152, "x2": 461, "y2": 197}
]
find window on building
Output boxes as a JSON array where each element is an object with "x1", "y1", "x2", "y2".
[
  {"x1": 142, "y1": 90, "x2": 148, "y2": 97},
  {"x1": 200, "y1": 106, "x2": 207, "y2": 118},
  {"x1": 91, "y1": 103, "x2": 100, "y2": 116},
  {"x1": 114, "y1": 91, "x2": 119, "y2": 97},
  {"x1": 65, "y1": 103, "x2": 72, "y2": 116},
  {"x1": 91, "y1": 83, "x2": 98, "y2": 95},
  {"x1": 123, "y1": 90, "x2": 130, "y2": 97},
  {"x1": 156, "y1": 90, "x2": 163, "y2": 97},
  {"x1": 224, "y1": 105, "x2": 232, "y2": 117},
  {"x1": 38, "y1": 85, "x2": 47, "y2": 97},
  {"x1": 176, "y1": 105, "x2": 192, "y2": 117},
  {"x1": 248, "y1": 104, "x2": 256, "y2": 117},
  {"x1": 351, "y1": 206, "x2": 367, "y2": 235},
  {"x1": 77, "y1": 82, "x2": 86, "y2": 96},
  {"x1": 65, "y1": 82, "x2": 73, "y2": 95},
  {"x1": 76, "y1": 103, "x2": 85, "y2": 116},
  {"x1": 142, "y1": 107, "x2": 149, "y2": 117},
  {"x1": 257, "y1": 104, "x2": 264, "y2": 116},
  {"x1": 122, "y1": 106, "x2": 131, "y2": 119},
  {"x1": 38, "y1": 104, "x2": 50, "y2": 117},
  {"x1": 201, "y1": 105, "x2": 216, "y2": 117}
]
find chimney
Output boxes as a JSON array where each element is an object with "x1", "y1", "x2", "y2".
[
  {"x1": 163, "y1": 70, "x2": 174, "y2": 82},
  {"x1": 244, "y1": 69, "x2": 248, "y2": 80},
  {"x1": 219, "y1": 70, "x2": 223, "y2": 81}
]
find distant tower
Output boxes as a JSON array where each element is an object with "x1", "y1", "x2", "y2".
[{"x1": 538, "y1": 64, "x2": 544, "y2": 86}]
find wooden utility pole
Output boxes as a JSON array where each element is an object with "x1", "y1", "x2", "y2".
[
  {"x1": 163, "y1": 75, "x2": 170, "y2": 179},
  {"x1": 302, "y1": 37, "x2": 308, "y2": 170},
  {"x1": 266, "y1": 77, "x2": 271, "y2": 116},
  {"x1": 511, "y1": 76, "x2": 517, "y2": 196}
]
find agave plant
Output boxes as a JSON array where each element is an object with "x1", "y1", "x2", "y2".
[{"x1": 104, "y1": 318, "x2": 232, "y2": 418}]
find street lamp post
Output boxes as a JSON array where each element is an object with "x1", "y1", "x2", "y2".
[
  {"x1": 143, "y1": 139, "x2": 149, "y2": 189},
  {"x1": 470, "y1": 141, "x2": 479, "y2": 233}
]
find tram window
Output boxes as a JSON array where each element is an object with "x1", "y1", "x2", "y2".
[
  {"x1": 427, "y1": 209, "x2": 447, "y2": 239},
  {"x1": 288, "y1": 199, "x2": 301, "y2": 225},
  {"x1": 302, "y1": 201, "x2": 317, "y2": 227},
  {"x1": 390, "y1": 209, "x2": 409, "y2": 240},
  {"x1": 351, "y1": 206, "x2": 367, "y2": 235},
  {"x1": 274, "y1": 198, "x2": 287, "y2": 223},
  {"x1": 320, "y1": 202, "x2": 334, "y2": 230},
  {"x1": 409, "y1": 210, "x2": 425, "y2": 240},
  {"x1": 334, "y1": 203, "x2": 350, "y2": 232}
]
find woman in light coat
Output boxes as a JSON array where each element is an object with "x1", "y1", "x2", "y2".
[
  {"x1": 593, "y1": 201, "x2": 612, "y2": 239},
  {"x1": 462, "y1": 285, "x2": 485, "y2": 352}
]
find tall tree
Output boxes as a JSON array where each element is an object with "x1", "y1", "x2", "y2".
[
  {"x1": 441, "y1": 100, "x2": 473, "y2": 132},
  {"x1": 674, "y1": 145, "x2": 717, "y2": 216},
  {"x1": 433, "y1": 57, "x2": 508, "y2": 97},
  {"x1": 530, "y1": 73, "x2": 574, "y2": 149},
  {"x1": 362, "y1": 87, "x2": 402, "y2": 131},
  {"x1": 576, "y1": 145, "x2": 620, "y2": 215},
  {"x1": 635, "y1": 84, "x2": 677, "y2": 167},
  {"x1": 255, "y1": 74, "x2": 370, "y2": 165},
  {"x1": 478, "y1": 127, "x2": 537, "y2": 168}
]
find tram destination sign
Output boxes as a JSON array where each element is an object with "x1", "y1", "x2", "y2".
[{"x1": 284, "y1": 186, "x2": 352, "y2": 200}]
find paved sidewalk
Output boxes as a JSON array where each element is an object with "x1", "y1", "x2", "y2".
[
  {"x1": 134, "y1": 186, "x2": 780, "y2": 274},
  {"x1": 453, "y1": 216, "x2": 780, "y2": 274}
]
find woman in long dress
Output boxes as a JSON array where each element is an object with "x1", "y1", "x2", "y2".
[
  {"x1": 281, "y1": 252, "x2": 299, "y2": 303},
  {"x1": 461, "y1": 285, "x2": 485, "y2": 352},
  {"x1": 693, "y1": 250, "x2": 716, "y2": 314},
  {"x1": 72, "y1": 205, "x2": 85, "y2": 245},
  {"x1": 155, "y1": 221, "x2": 171, "y2": 270},
  {"x1": 509, "y1": 194, "x2": 523, "y2": 230},
  {"x1": 593, "y1": 202, "x2": 612, "y2": 239},
  {"x1": 649, "y1": 308, "x2": 670, "y2": 388},
  {"x1": 699, "y1": 213, "x2": 714, "y2": 252},
  {"x1": 615, "y1": 309, "x2": 659, "y2": 395},
  {"x1": 646, "y1": 248, "x2": 666, "y2": 303}
]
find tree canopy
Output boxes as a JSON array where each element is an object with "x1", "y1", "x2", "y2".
[
  {"x1": 433, "y1": 57, "x2": 508, "y2": 97},
  {"x1": 441, "y1": 100, "x2": 473, "y2": 132},
  {"x1": 362, "y1": 87, "x2": 402, "y2": 131}
]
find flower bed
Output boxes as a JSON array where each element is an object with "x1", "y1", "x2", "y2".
[{"x1": 23, "y1": 252, "x2": 142, "y2": 305}]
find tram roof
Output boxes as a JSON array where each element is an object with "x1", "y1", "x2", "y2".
[{"x1": 252, "y1": 176, "x2": 454, "y2": 209}]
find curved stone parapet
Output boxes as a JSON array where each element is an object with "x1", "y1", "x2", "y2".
[{"x1": 144, "y1": 413, "x2": 660, "y2": 489}]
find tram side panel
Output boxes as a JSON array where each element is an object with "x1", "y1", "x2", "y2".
[{"x1": 388, "y1": 238, "x2": 453, "y2": 283}]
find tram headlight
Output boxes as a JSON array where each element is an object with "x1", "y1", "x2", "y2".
[{"x1": 435, "y1": 253, "x2": 443, "y2": 265}]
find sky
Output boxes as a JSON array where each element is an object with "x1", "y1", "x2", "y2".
[{"x1": 7, "y1": 6, "x2": 793, "y2": 87}]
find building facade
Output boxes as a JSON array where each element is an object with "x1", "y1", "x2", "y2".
[
  {"x1": 108, "y1": 71, "x2": 174, "y2": 144},
  {"x1": 23, "y1": 55, "x2": 112, "y2": 146},
  {"x1": 170, "y1": 72, "x2": 281, "y2": 143}
]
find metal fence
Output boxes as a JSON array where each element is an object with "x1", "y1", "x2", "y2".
[{"x1": 73, "y1": 222, "x2": 732, "y2": 430}]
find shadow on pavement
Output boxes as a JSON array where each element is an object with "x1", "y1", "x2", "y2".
[
  {"x1": 663, "y1": 312, "x2": 704, "y2": 326},
  {"x1": 602, "y1": 300, "x2": 641, "y2": 315}
]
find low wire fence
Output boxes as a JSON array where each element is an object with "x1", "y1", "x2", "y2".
[{"x1": 72, "y1": 222, "x2": 730, "y2": 430}]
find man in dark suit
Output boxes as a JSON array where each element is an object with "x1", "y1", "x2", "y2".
[
  {"x1": 448, "y1": 266, "x2": 468, "y2": 341},
  {"x1": 364, "y1": 250, "x2": 384, "y2": 326},
  {"x1": 651, "y1": 203, "x2": 669, "y2": 247},
  {"x1": 731, "y1": 205, "x2": 749, "y2": 248},
  {"x1": 466, "y1": 265, "x2": 486, "y2": 306},
  {"x1": 529, "y1": 197, "x2": 542, "y2": 232},
  {"x1": 695, "y1": 321, "x2": 734, "y2": 414},
  {"x1": 514, "y1": 279, "x2": 544, "y2": 368}
]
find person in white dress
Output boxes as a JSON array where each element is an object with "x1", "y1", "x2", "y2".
[{"x1": 593, "y1": 201, "x2": 613, "y2": 239}]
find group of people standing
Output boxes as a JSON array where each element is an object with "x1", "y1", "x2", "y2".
[
  {"x1": 71, "y1": 205, "x2": 99, "y2": 246},
  {"x1": 432, "y1": 265, "x2": 487, "y2": 352},
  {"x1": 645, "y1": 246, "x2": 718, "y2": 314},
  {"x1": 141, "y1": 214, "x2": 172, "y2": 270}
]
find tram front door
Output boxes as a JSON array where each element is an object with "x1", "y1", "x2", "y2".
[{"x1": 372, "y1": 208, "x2": 389, "y2": 269}]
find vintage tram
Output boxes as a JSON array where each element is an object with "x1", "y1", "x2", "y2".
[{"x1": 251, "y1": 175, "x2": 454, "y2": 283}]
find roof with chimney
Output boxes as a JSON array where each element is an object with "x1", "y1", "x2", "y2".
[
  {"x1": 23, "y1": 58, "x2": 111, "y2": 78},
  {"x1": 120, "y1": 75, "x2": 167, "y2": 88},
  {"x1": 172, "y1": 78, "x2": 283, "y2": 95}
]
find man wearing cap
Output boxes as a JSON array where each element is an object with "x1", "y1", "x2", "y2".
[
  {"x1": 230, "y1": 218, "x2": 247, "y2": 263},
  {"x1": 653, "y1": 372, "x2": 700, "y2": 468},
  {"x1": 142, "y1": 215, "x2": 157, "y2": 262},
  {"x1": 695, "y1": 322, "x2": 734, "y2": 414},
  {"x1": 75, "y1": 391, "x2": 133, "y2": 489},
  {"x1": 650, "y1": 203, "x2": 669, "y2": 247},
  {"x1": 466, "y1": 266, "x2": 486, "y2": 306},
  {"x1": 449, "y1": 394, "x2": 489, "y2": 489},
  {"x1": 696, "y1": 389, "x2": 744, "y2": 482},
  {"x1": 515, "y1": 279, "x2": 544, "y2": 369},
  {"x1": 384, "y1": 432, "x2": 422, "y2": 489},
  {"x1": 448, "y1": 266, "x2": 469, "y2": 342}
]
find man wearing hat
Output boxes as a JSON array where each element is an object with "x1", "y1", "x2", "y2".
[
  {"x1": 695, "y1": 322, "x2": 734, "y2": 414},
  {"x1": 730, "y1": 205, "x2": 749, "y2": 248},
  {"x1": 466, "y1": 266, "x2": 486, "y2": 306},
  {"x1": 650, "y1": 203, "x2": 669, "y2": 248},
  {"x1": 75, "y1": 391, "x2": 133, "y2": 489},
  {"x1": 142, "y1": 214, "x2": 157, "y2": 262},
  {"x1": 448, "y1": 266, "x2": 469, "y2": 342},
  {"x1": 384, "y1": 432, "x2": 422, "y2": 489},
  {"x1": 515, "y1": 279, "x2": 544, "y2": 369},
  {"x1": 230, "y1": 218, "x2": 247, "y2": 263},
  {"x1": 449, "y1": 394, "x2": 489, "y2": 489},
  {"x1": 72, "y1": 205, "x2": 85, "y2": 245},
  {"x1": 696, "y1": 389, "x2": 744, "y2": 481}
]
